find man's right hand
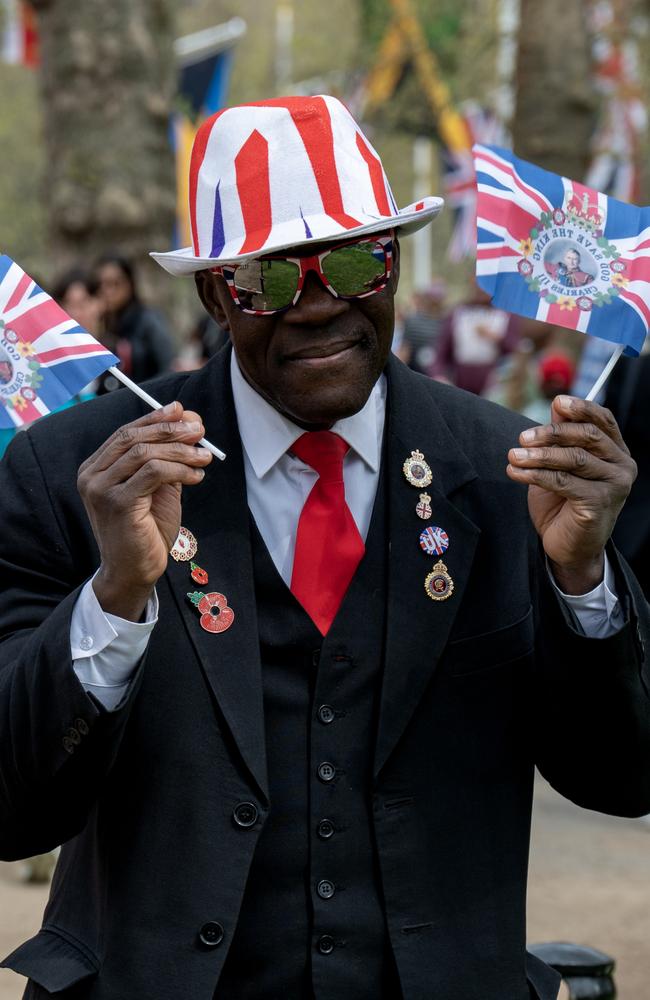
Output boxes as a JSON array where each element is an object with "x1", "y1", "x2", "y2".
[{"x1": 77, "y1": 401, "x2": 212, "y2": 622}]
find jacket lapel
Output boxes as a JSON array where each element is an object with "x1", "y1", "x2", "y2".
[
  {"x1": 163, "y1": 347, "x2": 268, "y2": 803},
  {"x1": 374, "y1": 358, "x2": 481, "y2": 777}
]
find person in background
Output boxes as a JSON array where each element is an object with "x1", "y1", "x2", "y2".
[
  {"x1": 93, "y1": 254, "x2": 175, "y2": 390},
  {"x1": 396, "y1": 279, "x2": 447, "y2": 374},
  {"x1": 174, "y1": 313, "x2": 230, "y2": 372},
  {"x1": 429, "y1": 283, "x2": 520, "y2": 394},
  {"x1": 521, "y1": 351, "x2": 576, "y2": 425}
]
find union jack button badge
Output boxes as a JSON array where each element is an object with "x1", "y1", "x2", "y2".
[
  {"x1": 170, "y1": 526, "x2": 198, "y2": 562},
  {"x1": 419, "y1": 525, "x2": 449, "y2": 557},
  {"x1": 415, "y1": 492, "x2": 432, "y2": 520},
  {"x1": 424, "y1": 561, "x2": 454, "y2": 602},
  {"x1": 190, "y1": 562, "x2": 209, "y2": 585},
  {"x1": 403, "y1": 449, "x2": 432, "y2": 488}
]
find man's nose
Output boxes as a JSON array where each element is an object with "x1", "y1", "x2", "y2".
[{"x1": 283, "y1": 270, "x2": 349, "y2": 325}]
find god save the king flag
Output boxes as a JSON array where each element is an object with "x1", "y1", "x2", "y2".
[
  {"x1": 473, "y1": 145, "x2": 650, "y2": 356},
  {"x1": 0, "y1": 255, "x2": 118, "y2": 428}
]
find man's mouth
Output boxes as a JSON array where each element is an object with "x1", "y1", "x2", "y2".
[{"x1": 284, "y1": 337, "x2": 366, "y2": 364}]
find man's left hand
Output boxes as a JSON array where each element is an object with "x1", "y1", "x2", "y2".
[{"x1": 506, "y1": 395, "x2": 637, "y2": 595}]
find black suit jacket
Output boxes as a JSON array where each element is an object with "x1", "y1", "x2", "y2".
[{"x1": 1, "y1": 348, "x2": 649, "y2": 1000}]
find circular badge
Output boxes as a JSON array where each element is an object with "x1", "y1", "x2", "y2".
[
  {"x1": 403, "y1": 450, "x2": 432, "y2": 488},
  {"x1": 21, "y1": 386, "x2": 37, "y2": 401},
  {"x1": 4, "y1": 328, "x2": 18, "y2": 344},
  {"x1": 424, "y1": 561, "x2": 454, "y2": 602},
  {"x1": 170, "y1": 526, "x2": 198, "y2": 562},
  {"x1": 198, "y1": 592, "x2": 235, "y2": 634},
  {"x1": 419, "y1": 526, "x2": 449, "y2": 557}
]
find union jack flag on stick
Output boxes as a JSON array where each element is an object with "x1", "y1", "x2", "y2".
[
  {"x1": 0, "y1": 255, "x2": 118, "y2": 429},
  {"x1": 473, "y1": 145, "x2": 650, "y2": 396}
]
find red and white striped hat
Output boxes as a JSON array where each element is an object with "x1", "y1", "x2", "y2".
[{"x1": 151, "y1": 95, "x2": 444, "y2": 276}]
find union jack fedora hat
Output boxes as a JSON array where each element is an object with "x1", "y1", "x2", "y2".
[{"x1": 151, "y1": 95, "x2": 444, "y2": 276}]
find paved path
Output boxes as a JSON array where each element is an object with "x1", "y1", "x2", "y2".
[{"x1": 0, "y1": 777, "x2": 648, "y2": 998}]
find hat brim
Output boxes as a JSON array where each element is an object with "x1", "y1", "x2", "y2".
[{"x1": 150, "y1": 196, "x2": 444, "y2": 276}]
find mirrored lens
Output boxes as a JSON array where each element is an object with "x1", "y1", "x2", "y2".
[
  {"x1": 231, "y1": 259, "x2": 300, "y2": 311},
  {"x1": 321, "y1": 241, "x2": 387, "y2": 297}
]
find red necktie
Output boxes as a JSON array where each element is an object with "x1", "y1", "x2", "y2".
[{"x1": 290, "y1": 431, "x2": 365, "y2": 635}]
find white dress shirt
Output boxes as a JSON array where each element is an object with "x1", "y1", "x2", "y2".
[{"x1": 71, "y1": 351, "x2": 623, "y2": 709}]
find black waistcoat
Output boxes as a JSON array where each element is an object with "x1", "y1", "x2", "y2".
[{"x1": 215, "y1": 464, "x2": 402, "y2": 1000}]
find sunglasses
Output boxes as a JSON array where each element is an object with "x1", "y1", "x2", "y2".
[{"x1": 212, "y1": 234, "x2": 393, "y2": 316}]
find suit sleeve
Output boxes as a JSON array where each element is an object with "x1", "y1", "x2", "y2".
[
  {"x1": 531, "y1": 539, "x2": 650, "y2": 817},
  {"x1": 0, "y1": 431, "x2": 144, "y2": 860}
]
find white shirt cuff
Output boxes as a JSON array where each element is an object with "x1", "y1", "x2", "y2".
[
  {"x1": 71, "y1": 577, "x2": 158, "y2": 710},
  {"x1": 548, "y1": 553, "x2": 624, "y2": 639}
]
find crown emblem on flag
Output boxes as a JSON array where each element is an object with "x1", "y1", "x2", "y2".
[
  {"x1": 151, "y1": 95, "x2": 444, "y2": 276},
  {"x1": 565, "y1": 192, "x2": 604, "y2": 234}
]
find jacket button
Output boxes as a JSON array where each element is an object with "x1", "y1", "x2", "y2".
[
  {"x1": 66, "y1": 727, "x2": 81, "y2": 745},
  {"x1": 198, "y1": 921, "x2": 224, "y2": 947},
  {"x1": 317, "y1": 762, "x2": 336, "y2": 783},
  {"x1": 75, "y1": 718, "x2": 89, "y2": 736},
  {"x1": 233, "y1": 802, "x2": 258, "y2": 828},
  {"x1": 317, "y1": 704, "x2": 335, "y2": 725},
  {"x1": 317, "y1": 879, "x2": 335, "y2": 900},
  {"x1": 317, "y1": 934, "x2": 335, "y2": 955},
  {"x1": 317, "y1": 819, "x2": 335, "y2": 840},
  {"x1": 62, "y1": 736, "x2": 75, "y2": 754}
]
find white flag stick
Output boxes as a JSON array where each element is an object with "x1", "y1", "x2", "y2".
[
  {"x1": 584, "y1": 344, "x2": 625, "y2": 403},
  {"x1": 108, "y1": 366, "x2": 226, "y2": 461}
]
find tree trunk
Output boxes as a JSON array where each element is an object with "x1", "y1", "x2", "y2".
[
  {"x1": 30, "y1": 0, "x2": 177, "y2": 303},
  {"x1": 513, "y1": 0, "x2": 596, "y2": 179}
]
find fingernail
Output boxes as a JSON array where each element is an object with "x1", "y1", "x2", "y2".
[
  {"x1": 511, "y1": 448, "x2": 528, "y2": 460},
  {"x1": 520, "y1": 429, "x2": 536, "y2": 443},
  {"x1": 184, "y1": 421, "x2": 202, "y2": 433},
  {"x1": 162, "y1": 402, "x2": 177, "y2": 415},
  {"x1": 557, "y1": 395, "x2": 573, "y2": 409}
]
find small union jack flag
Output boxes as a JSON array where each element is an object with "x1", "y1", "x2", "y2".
[
  {"x1": 474, "y1": 145, "x2": 650, "y2": 356},
  {"x1": 0, "y1": 255, "x2": 118, "y2": 428}
]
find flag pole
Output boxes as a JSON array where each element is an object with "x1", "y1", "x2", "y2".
[
  {"x1": 584, "y1": 344, "x2": 625, "y2": 403},
  {"x1": 108, "y1": 366, "x2": 226, "y2": 461}
]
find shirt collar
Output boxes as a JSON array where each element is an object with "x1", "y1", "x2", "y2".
[{"x1": 230, "y1": 350, "x2": 384, "y2": 479}]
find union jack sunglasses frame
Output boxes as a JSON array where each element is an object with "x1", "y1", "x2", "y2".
[{"x1": 211, "y1": 233, "x2": 394, "y2": 316}]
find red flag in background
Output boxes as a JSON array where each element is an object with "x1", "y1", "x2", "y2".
[{"x1": 1, "y1": 0, "x2": 38, "y2": 67}]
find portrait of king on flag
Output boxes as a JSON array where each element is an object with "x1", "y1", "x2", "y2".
[
  {"x1": 473, "y1": 144, "x2": 650, "y2": 356},
  {"x1": 0, "y1": 254, "x2": 118, "y2": 428}
]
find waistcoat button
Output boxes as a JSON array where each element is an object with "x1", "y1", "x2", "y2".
[
  {"x1": 317, "y1": 761, "x2": 336, "y2": 783},
  {"x1": 317, "y1": 879, "x2": 335, "y2": 899},
  {"x1": 317, "y1": 818, "x2": 335, "y2": 840},
  {"x1": 198, "y1": 921, "x2": 224, "y2": 947},
  {"x1": 233, "y1": 802, "x2": 258, "y2": 828},
  {"x1": 317, "y1": 934, "x2": 335, "y2": 955},
  {"x1": 317, "y1": 704, "x2": 335, "y2": 724}
]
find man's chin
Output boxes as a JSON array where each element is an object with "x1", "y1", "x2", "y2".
[{"x1": 275, "y1": 385, "x2": 373, "y2": 430}]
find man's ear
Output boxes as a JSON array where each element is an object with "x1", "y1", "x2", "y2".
[
  {"x1": 194, "y1": 269, "x2": 231, "y2": 332},
  {"x1": 391, "y1": 237, "x2": 400, "y2": 294}
]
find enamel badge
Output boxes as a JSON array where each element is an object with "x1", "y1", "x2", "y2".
[
  {"x1": 170, "y1": 526, "x2": 198, "y2": 562},
  {"x1": 419, "y1": 525, "x2": 449, "y2": 557},
  {"x1": 190, "y1": 562, "x2": 209, "y2": 585},
  {"x1": 187, "y1": 591, "x2": 235, "y2": 634},
  {"x1": 424, "y1": 561, "x2": 454, "y2": 602},
  {"x1": 403, "y1": 450, "x2": 432, "y2": 488},
  {"x1": 415, "y1": 493, "x2": 432, "y2": 520}
]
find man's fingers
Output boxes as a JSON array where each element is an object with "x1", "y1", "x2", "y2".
[
  {"x1": 506, "y1": 464, "x2": 607, "y2": 498},
  {"x1": 117, "y1": 458, "x2": 207, "y2": 499},
  {"x1": 518, "y1": 419, "x2": 621, "y2": 461},
  {"x1": 86, "y1": 441, "x2": 212, "y2": 493},
  {"x1": 551, "y1": 395, "x2": 629, "y2": 454},
  {"x1": 80, "y1": 412, "x2": 206, "y2": 476},
  {"x1": 508, "y1": 445, "x2": 615, "y2": 482}
]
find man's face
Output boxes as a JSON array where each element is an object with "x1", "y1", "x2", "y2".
[
  {"x1": 564, "y1": 250, "x2": 580, "y2": 272},
  {"x1": 196, "y1": 236, "x2": 400, "y2": 430}
]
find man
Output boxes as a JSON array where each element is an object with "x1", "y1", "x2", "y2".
[
  {"x1": 0, "y1": 96, "x2": 649, "y2": 1000},
  {"x1": 545, "y1": 247, "x2": 595, "y2": 288}
]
